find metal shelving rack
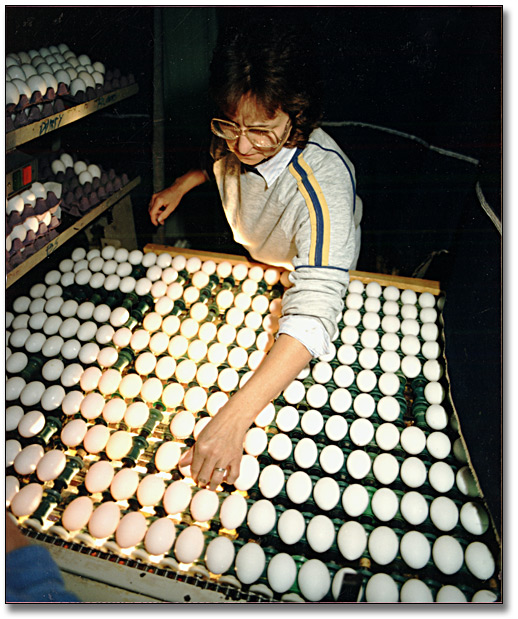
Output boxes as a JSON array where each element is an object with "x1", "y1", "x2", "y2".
[{"x1": 6, "y1": 84, "x2": 141, "y2": 287}]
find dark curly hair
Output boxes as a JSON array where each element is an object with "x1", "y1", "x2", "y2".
[{"x1": 209, "y1": 18, "x2": 324, "y2": 149}]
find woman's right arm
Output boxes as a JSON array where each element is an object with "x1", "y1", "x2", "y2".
[{"x1": 148, "y1": 169, "x2": 208, "y2": 226}]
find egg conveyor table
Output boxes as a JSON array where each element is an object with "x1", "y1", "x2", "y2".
[{"x1": 5, "y1": 243, "x2": 501, "y2": 603}]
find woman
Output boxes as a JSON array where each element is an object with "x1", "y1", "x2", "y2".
[{"x1": 149, "y1": 19, "x2": 362, "y2": 490}]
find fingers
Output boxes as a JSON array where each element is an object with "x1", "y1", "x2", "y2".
[
  {"x1": 207, "y1": 466, "x2": 227, "y2": 491},
  {"x1": 189, "y1": 447, "x2": 241, "y2": 490},
  {"x1": 178, "y1": 446, "x2": 193, "y2": 467},
  {"x1": 148, "y1": 196, "x2": 166, "y2": 226},
  {"x1": 156, "y1": 202, "x2": 176, "y2": 226}
]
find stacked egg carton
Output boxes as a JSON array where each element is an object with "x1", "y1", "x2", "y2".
[
  {"x1": 6, "y1": 181, "x2": 62, "y2": 272},
  {"x1": 6, "y1": 44, "x2": 135, "y2": 132},
  {"x1": 5, "y1": 246, "x2": 501, "y2": 603},
  {"x1": 39, "y1": 151, "x2": 130, "y2": 217}
]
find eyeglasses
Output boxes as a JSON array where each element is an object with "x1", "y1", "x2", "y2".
[{"x1": 211, "y1": 117, "x2": 291, "y2": 150}]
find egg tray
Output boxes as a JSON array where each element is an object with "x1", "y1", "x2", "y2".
[
  {"x1": 38, "y1": 151, "x2": 131, "y2": 218},
  {"x1": 6, "y1": 68, "x2": 136, "y2": 133},
  {"x1": 6, "y1": 249, "x2": 501, "y2": 602}
]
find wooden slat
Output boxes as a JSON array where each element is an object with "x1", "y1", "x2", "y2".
[
  {"x1": 6, "y1": 84, "x2": 139, "y2": 151},
  {"x1": 144, "y1": 244, "x2": 441, "y2": 294}
]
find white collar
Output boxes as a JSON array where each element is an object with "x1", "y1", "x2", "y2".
[{"x1": 253, "y1": 146, "x2": 297, "y2": 188}]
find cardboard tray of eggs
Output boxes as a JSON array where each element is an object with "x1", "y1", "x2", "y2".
[
  {"x1": 6, "y1": 43, "x2": 136, "y2": 138},
  {"x1": 5, "y1": 246, "x2": 502, "y2": 603},
  {"x1": 6, "y1": 152, "x2": 132, "y2": 276}
]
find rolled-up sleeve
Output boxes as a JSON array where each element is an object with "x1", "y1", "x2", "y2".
[{"x1": 279, "y1": 146, "x2": 358, "y2": 353}]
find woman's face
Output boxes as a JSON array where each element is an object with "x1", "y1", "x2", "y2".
[{"x1": 224, "y1": 94, "x2": 291, "y2": 166}]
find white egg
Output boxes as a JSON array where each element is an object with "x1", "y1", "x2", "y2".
[
  {"x1": 400, "y1": 425, "x2": 426, "y2": 455},
  {"x1": 20, "y1": 381, "x2": 45, "y2": 407},
  {"x1": 235, "y1": 542, "x2": 266, "y2": 584},
  {"x1": 60, "y1": 418, "x2": 88, "y2": 447},
  {"x1": 115, "y1": 511, "x2": 147, "y2": 549},
  {"x1": 430, "y1": 496, "x2": 459, "y2": 531},
  {"x1": 14, "y1": 443, "x2": 45, "y2": 476},
  {"x1": 153, "y1": 442, "x2": 181, "y2": 473},
  {"x1": 6, "y1": 439, "x2": 22, "y2": 467},
  {"x1": 218, "y1": 493, "x2": 247, "y2": 530},
  {"x1": 313, "y1": 477, "x2": 340, "y2": 511},
  {"x1": 6, "y1": 406, "x2": 24, "y2": 432},
  {"x1": 400, "y1": 456, "x2": 427, "y2": 488},
  {"x1": 10, "y1": 483, "x2": 44, "y2": 518},
  {"x1": 88, "y1": 502, "x2": 121, "y2": 539},
  {"x1": 247, "y1": 499, "x2": 277, "y2": 536},
  {"x1": 105, "y1": 431, "x2": 133, "y2": 461},
  {"x1": 267, "y1": 553, "x2": 297, "y2": 594},
  {"x1": 349, "y1": 418, "x2": 375, "y2": 447},
  {"x1": 174, "y1": 525, "x2": 205, "y2": 564},
  {"x1": 460, "y1": 501, "x2": 490, "y2": 536},
  {"x1": 286, "y1": 471, "x2": 312, "y2": 504},
  {"x1": 346, "y1": 450, "x2": 371, "y2": 480},
  {"x1": 372, "y1": 453, "x2": 399, "y2": 485},
  {"x1": 426, "y1": 431, "x2": 451, "y2": 459},
  {"x1": 306, "y1": 514, "x2": 335, "y2": 553},
  {"x1": 110, "y1": 468, "x2": 139, "y2": 501},
  {"x1": 85, "y1": 460, "x2": 115, "y2": 494},
  {"x1": 375, "y1": 423, "x2": 400, "y2": 451},
  {"x1": 205, "y1": 536, "x2": 235, "y2": 575},
  {"x1": 6, "y1": 377, "x2": 26, "y2": 402},
  {"x1": 341, "y1": 484, "x2": 369, "y2": 518},
  {"x1": 61, "y1": 390, "x2": 84, "y2": 416},
  {"x1": 399, "y1": 491, "x2": 429, "y2": 526},
  {"x1": 137, "y1": 475, "x2": 166, "y2": 507},
  {"x1": 163, "y1": 480, "x2": 193, "y2": 516},
  {"x1": 275, "y1": 405, "x2": 299, "y2": 433},
  {"x1": 18, "y1": 410, "x2": 46, "y2": 438},
  {"x1": 276, "y1": 509, "x2": 305, "y2": 545},
  {"x1": 432, "y1": 535, "x2": 464, "y2": 575},
  {"x1": 6, "y1": 476, "x2": 20, "y2": 507},
  {"x1": 41, "y1": 385, "x2": 66, "y2": 411},
  {"x1": 145, "y1": 518, "x2": 176, "y2": 556},
  {"x1": 436, "y1": 585, "x2": 467, "y2": 603},
  {"x1": 258, "y1": 464, "x2": 285, "y2": 499},
  {"x1": 368, "y1": 526, "x2": 399, "y2": 565},
  {"x1": 83, "y1": 424, "x2": 111, "y2": 455},
  {"x1": 400, "y1": 579, "x2": 434, "y2": 603},
  {"x1": 371, "y1": 488, "x2": 399, "y2": 522},
  {"x1": 268, "y1": 433, "x2": 292, "y2": 461},
  {"x1": 400, "y1": 530, "x2": 431, "y2": 569},
  {"x1": 365, "y1": 573, "x2": 399, "y2": 603},
  {"x1": 324, "y1": 415, "x2": 348, "y2": 442},
  {"x1": 190, "y1": 489, "x2": 219, "y2": 523},
  {"x1": 6, "y1": 351, "x2": 28, "y2": 375},
  {"x1": 428, "y1": 461, "x2": 455, "y2": 493},
  {"x1": 297, "y1": 559, "x2": 331, "y2": 602},
  {"x1": 471, "y1": 590, "x2": 498, "y2": 603}
]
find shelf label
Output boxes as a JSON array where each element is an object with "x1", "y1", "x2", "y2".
[
  {"x1": 45, "y1": 238, "x2": 60, "y2": 257},
  {"x1": 39, "y1": 114, "x2": 65, "y2": 136},
  {"x1": 95, "y1": 93, "x2": 118, "y2": 109}
]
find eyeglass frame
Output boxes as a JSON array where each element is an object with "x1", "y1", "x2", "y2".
[{"x1": 210, "y1": 116, "x2": 292, "y2": 151}]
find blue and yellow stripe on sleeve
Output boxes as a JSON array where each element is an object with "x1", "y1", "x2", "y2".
[{"x1": 289, "y1": 151, "x2": 331, "y2": 267}]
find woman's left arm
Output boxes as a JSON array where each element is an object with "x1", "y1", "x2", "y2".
[{"x1": 179, "y1": 333, "x2": 312, "y2": 490}]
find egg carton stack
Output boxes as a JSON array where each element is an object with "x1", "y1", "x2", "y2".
[
  {"x1": 38, "y1": 151, "x2": 130, "y2": 218},
  {"x1": 5, "y1": 246, "x2": 501, "y2": 604},
  {"x1": 6, "y1": 181, "x2": 62, "y2": 272},
  {"x1": 6, "y1": 44, "x2": 135, "y2": 132}
]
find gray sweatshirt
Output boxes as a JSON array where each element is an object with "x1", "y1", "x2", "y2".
[{"x1": 212, "y1": 128, "x2": 363, "y2": 356}]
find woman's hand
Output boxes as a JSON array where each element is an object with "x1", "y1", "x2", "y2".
[
  {"x1": 148, "y1": 184, "x2": 184, "y2": 226},
  {"x1": 148, "y1": 170, "x2": 208, "y2": 226},
  {"x1": 179, "y1": 402, "x2": 248, "y2": 491},
  {"x1": 178, "y1": 334, "x2": 313, "y2": 491}
]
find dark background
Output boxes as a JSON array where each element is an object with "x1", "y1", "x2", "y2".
[{"x1": 5, "y1": 6, "x2": 502, "y2": 533}]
